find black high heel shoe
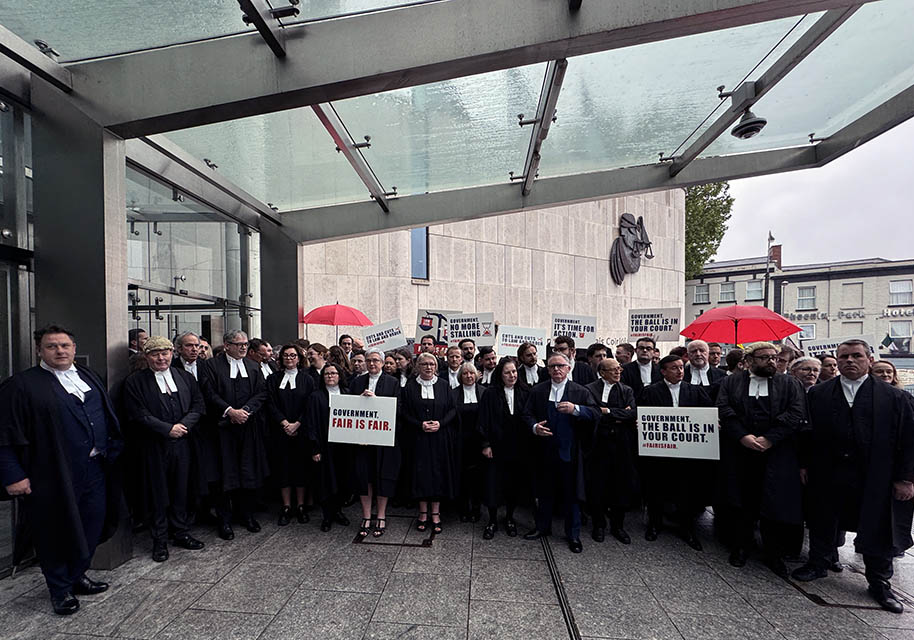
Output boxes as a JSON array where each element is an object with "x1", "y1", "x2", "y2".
[
  {"x1": 416, "y1": 511, "x2": 428, "y2": 532},
  {"x1": 431, "y1": 512, "x2": 442, "y2": 534},
  {"x1": 296, "y1": 504, "x2": 310, "y2": 524},
  {"x1": 358, "y1": 518, "x2": 372, "y2": 537},
  {"x1": 373, "y1": 518, "x2": 387, "y2": 538}
]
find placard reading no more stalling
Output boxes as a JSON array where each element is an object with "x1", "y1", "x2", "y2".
[
  {"x1": 328, "y1": 394, "x2": 398, "y2": 447},
  {"x1": 637, "y1": 407, "x2": 719, "y2": 461}
]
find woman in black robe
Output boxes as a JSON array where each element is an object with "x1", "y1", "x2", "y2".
[
  {"x1": 451, "y1": 362, "x2": 484, "y2": 522},
  {"x1": 392, "y1": 347, "x2": 415, "y2": 506},
  {"x1": 305, "y1": 343, "x2": 329, "y2": 387},
  {"x1": 401, "y1": 352, "x2": 458, "y2": 533},
  {"x1": 266, "y1": 344, "x2": 315, "y2": 526},
  {"x1": 477, "y1": 357, "x2": 529, "y2": 539},
  {"x1": 305, "y1": 363, "x2": 351, "y2": 532}
]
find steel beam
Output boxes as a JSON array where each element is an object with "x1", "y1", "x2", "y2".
[
  {"x1": 521, "y1": 59, "x2": 567, "y2": 197},
  {"x1": 669, "y1": 5, "x2": 860, "y2": 176},
  {"x1": 0, "y1": 23, "x2": 71, "y2": 93},
  {"x1": 63, "y1": 0, "x2": 876, "y2": 137},
  {"x1": 238, "y1": 0, "x2": 286, "y2": 58},
  {"x1": 311, "y1": 104, "x2": 390, "y2": 212}
]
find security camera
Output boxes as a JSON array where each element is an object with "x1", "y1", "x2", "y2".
[{"x1": 731, "y1": 110, "x2": 767, "y2": 140}]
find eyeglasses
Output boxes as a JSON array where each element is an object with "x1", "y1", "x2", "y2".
[
  {"x1": 418, "y1": 362, "x2": 437, "y2": 367},
  {"x1": 282, "y1": 353, "x2": 299, "y2": 359},
  {"x1": 795, "y1": 367, "x2": 819, "y2": 373},
  {"x1": 752, "y1": 354, "x2": 777, "y2": 361},
  {"x1": 228, "y1": 341, "x2": 249, "y2": 348},
  {"x1": 366, "y1": 358, "x2": 383, "y2": 363},
  {"x1": 547, "y1": 363, "x2": 569, "y2": 369}
]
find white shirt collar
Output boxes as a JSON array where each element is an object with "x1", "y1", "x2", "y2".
[
  {"x1": 463, "y1": 384, "x2": 477, "y2": 404},
  {"x1": 154, "y1": 368, "x2": 178, "y2": 394},
  {"x1": 260, "y1": 362, "x2": 273, "y2": 379},
  {"x1": 549, "y1": 379, "x2": 568, "y2": 402},
  {"x1": 280, "y1": 369, "x2": 297, "y2": 390},
  {"x1": 840, "y1": 374, "x2": 868, "y2": 406},
  {"x1": 524, "y1": 364, "x2": 539, "y2": 385},
  {"x1": 368, "y1": 372, "x2": 381, "y2": 392},
  {"x1": 448, "y1": 368, "x2": 460, "y2": 388},
  {"x1": 227, "y1": 355, "x2": 248, "y2": 379},
  {"x1": 690, "y1": 364, "x2": 710, "y2": 385},
  {"x1": 601, "y1": 380, "x2": 615, "y2": 403},
  {"x1": 418, "y1": 376, "x2": 438, "y2": 399},
  {"x1": 748, "y1": 372, "x2": 770, "y2": 398},
  {"x1": 327, "y1": 384, "x2": 341, "y2": 395},
  {"x1": 504, "y1": 385, "x2": 515, "y2": 414},
  {"x1": 182, "y1": 359, "x2": 198, "y2": 379},
  {"x1": 638, "y1": 360, "x2": 653, "y2": 384},
  {"x1": 40, "y1": 360, "x2": 91, "y2": 401},
  {"x1": 482, "y1": 369, "x2": 494, "y2": 384},
  {"x1": 665, "y1": 380, "x2": 681, "y2": 407}
]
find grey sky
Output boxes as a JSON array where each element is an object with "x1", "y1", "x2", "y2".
[{"x1": 715, "y1": 116, "x2": 914, "y2": 266}]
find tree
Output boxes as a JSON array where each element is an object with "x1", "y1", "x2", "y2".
[{"x1": 684, "y1": 182, "x2": 734, "y2": 279}]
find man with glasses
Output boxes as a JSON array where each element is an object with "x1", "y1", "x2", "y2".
[
  {"x1": 552, "y1": 335, "x2": 596, "y2": 386},
  {"x1": 716, "y1": 342, "x2": 806, "y2": 577},
  {"x1": 789, "y1": 357, "x2": 821, "y2": 392},
  {"x1": 620, "y1": 337, "x2": 661, "y2": 400},
  {"x1": 199, "y1": 330, "x2": 269, "y2": 540},
  {"x1": 521, "y1": 353, "x2": 598, "y2": 553}
]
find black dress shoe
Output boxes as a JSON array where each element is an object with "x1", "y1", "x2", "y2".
[
  {"x1": 523, "y1": 529, "x2": 547, "y2": 541},
  {"x1": 320, "y1": 519, "x2": 332, "y2": 532},
  {"x1": 483, "y1": 523, "x2": 497, "y2": 540},
  {"x1": 242, "y1": 517, "x2": 261, "y2": 533},
  {"x1": 764, "y1": 557, "x2": 789, "y2": 579},
  {"x1": 218, "y1": 523, "x2": 235, "y2": 540},
  {"x1": 334, "y1": 511, "x2": 350, "y2": 526},
  {"x1": 278, "y1": 506, "x2": 292, "y2": 526},
  {"x1": 591, "y1": 527, "x2": 605, "y2": 543},
  {"x1": 152, "y1": 541, "x2": 169, "y2": 562},
  {"x1": 868, "y1": 583, "x2": 904, "y2": 614},
  {"x1": 296, "y1": 504, "x2": 310, "y2": 524},
  {"x1": 828, "y1": 561, "x2": 843, "y2": 573},
  {"x1": 644, "y1": 525, "x2": 659, "y2": 542},
  {"x1": 172, "y1": 534, "x2": 205, "y2": 550},
  {"x1": 51, "y1": 593, "x2": 79, "y2": 615},
  {"x1": 728, "y1": 548, "x2": 748, "y2": 568},
  {"x1": 791, "y1": 563, "x2": 827, "y2": 582},
  {"x1": 683, "y1": 531, "x2": 703, "y2": 552},
  {"x1": 504, "y1": 519, "x2": 517, "y2": 537},
  {"x1": 610, "y1": 527, "x2": 631, "y2": 545},
  {"x1": 569, "y1": 539, "x2": 583, "y2": 553},
  {"x1": 73, "y1": 575, "x2": 109, "y2": 595}
]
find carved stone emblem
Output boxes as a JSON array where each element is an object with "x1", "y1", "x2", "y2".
[{"x1": 610, "y1": 213, "x2": 654, "y2": 285}]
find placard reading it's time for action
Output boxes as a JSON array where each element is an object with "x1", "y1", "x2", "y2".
[
  {"x1": 328, "y1": 394, "x2": 398, "y2": 447},
  {"x1": 637, "y1": 407, "x2": 720, "y2": 461}
]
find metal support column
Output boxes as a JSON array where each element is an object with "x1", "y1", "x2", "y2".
[
  {"x1": 520, "y1": 59, "x2": 567, "y2": 197},
  {"x1": 259, "y1": 222, "x2": 300, "y2": 343}
]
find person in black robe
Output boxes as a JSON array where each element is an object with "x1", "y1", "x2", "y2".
[
  {"x1": 123, "y1": 336, "x2": 206, "y2": 562},
  {"x1": 401, "y1": 352, "x2": 459, "y2": 534},
  {"x1": 521, "y1": 352, "x2": 598, "y2": 553},
  {"x1": 716, "y1": 342, "x2": 806, "y2": 578},
  {"x1": 452, "y1": 362, "x2": 484, "y2": 523},
  {"x1": 266, "y1": 344, "x2": 315, "y2": 526},
  {"x1": 639, "y1": 355, "x2": 713, "y2": 550},
  {"x1": 391, "y1": 347, "x2": 415, "y2": 507},
  {"x1": 552, "y1": 335, "x2": 597, "y2": 386},
  {"x1": 517, "y1": 342, "x2": 546, "y2": 388},
  {"x1": 305, "y1": 363, "x2": 352, "y2": 532},
  {"x1": 620, "y1": 337, "x2": 661, "y2": 400},
  {"x1": 198, "y1": 330, "x2": 270, "y2": 540},
  {"x1": 792, "y1": 340, "x2": 914, "y2": 613},
  {"x1": 0, "y1": 325, "x2": 123, "y2": 615},
  {"x1": 478, "y1": 357, "x2": 530, "y2": 539},
  {"x1": 584, "y1": 358, "x2": 639, "y2": 544},
  {"x1": 683, "y1": 339, "x2": 727, "y2": 402},
  {"x1": 476, "y1": 347, "x2": 498, "y2": 387},
  {"x1": 348, "y1": 348, "x2": 401, "y2": 537}
]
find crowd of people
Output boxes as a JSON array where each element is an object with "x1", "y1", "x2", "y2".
[{"x1": 1, "y1": 324, "x2": 912, "y2": 616}]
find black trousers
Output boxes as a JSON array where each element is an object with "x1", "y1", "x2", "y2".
[
  {"x1": 534, "y1": 457, "x2": 581, "y2": 541},
  {"x1": 150, "y1": 440, "x2": 191, "y2": 542},
  {"x1": 215, "y1": 487, "x2": 256, "y2": 524},
  {"x1": 809, "y1": 516, "x2": 893, "y2": 586},
  {"x1": 36, "y1": 457, "x2": 106, "y2": 599}
]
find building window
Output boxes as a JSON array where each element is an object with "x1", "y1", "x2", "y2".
[
  {"x1": 841, "y1": 282, "x2": 863, "y2": 309},
  {"x1": 889, "y1": 320, "x2": 912, "y2": 354},
  {"x1": 797, "y1": 323, "x2": 816, "y2": 340},
  {"x1": 797, "y1": 286, "x2": 816, "y2": 310},
  {"x1": 745, "y1": 280, "x2": 763, "y2": 301},
  {"x1": 889, "y1": 280, "x2": 913, "y2": 306},
  {"x1": 694, "y1": 284, "x2": 709, "y2": 304},
  {"x1": 719, "y1": 282, "x2": 736, "y2": 303},
  {"x1": 410, "y1": 227, "x2": 428, "y2": 280}
]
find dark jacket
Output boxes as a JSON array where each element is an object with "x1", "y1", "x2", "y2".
[
  {"x1": 620, "y1": 360, "x2": 662, "y2": 400},
  {"x1": 585, "y1": 379, "x2": 639, "y2": 508}
]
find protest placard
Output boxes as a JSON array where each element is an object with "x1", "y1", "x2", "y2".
[
  {"x1": 637, "y1": 407, "x2": 719, "y2": 460},
  {"x1": 629, "y1": 307, "x2": 681, "y2": 342},
  {"x1": 801, "y1": 334, "x2": 878, "y2": 359},
  {"x1": 363, "y1": 319, "x2": 408, "y2": 351},
  {"x1": 551, "y1": 313, "x2": 597, "y2": 345},
  {"x1": 446, "y1": 312, "x2": 495, "y2": 347},
  {"x1": 328, "y1": 394, "x2": 397, "y2": 447},
  {"x1": 495, "y1": 325, "x2": 548, "y2": 354},
  {"x1": 414, "y1": 309, "x2": 460, "y2": 355}
]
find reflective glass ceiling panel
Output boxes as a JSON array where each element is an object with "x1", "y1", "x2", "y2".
[
  {"x1": 537, "y1": 14, "x2": 824, "y2": 179},
  {"x1": 164, "y1": 109, "x2": 369, "y2": 212},
  {"x1": 703, "y1": 0, "x2": 914, "y2": 157},
  {"x1": 332, "y1": 63, "x2": 545, "y2": 198}
]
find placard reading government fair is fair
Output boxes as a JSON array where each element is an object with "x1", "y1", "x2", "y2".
[{"x1": 328, "y1": 395, "x2": 397, "y2": 447}]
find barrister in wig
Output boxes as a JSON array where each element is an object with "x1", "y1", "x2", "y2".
[
  {"x1": 199, "y1": 330, "x2": 270, "y2": 540},
  {"x1": 306, "y1": 363, "x2": 352, "y2": 532},
  {"x1": 639, "y1": 355, "x2": 713, "y2": 551},
  {"x1": 124, "y1": 336, "x2": 206, "y2": 562},
  {"x1": 584, "y1": 358, "x2": 639, "y2": 544},
  {"x1": 451, "y1": 362, "x2": 484, "y2": 523},
  {"x1": 401, "y1": 352, "x2": 459, "y2": 534},
  {"x1": 478, "y1": 357, "x2": 530, "y2": 539},
  {"x1": 348, "y1": 348, "x2": 402, "y2": 538},
  {"x1": 266, "y1": 344, "x2": 315, "y2": 527}
]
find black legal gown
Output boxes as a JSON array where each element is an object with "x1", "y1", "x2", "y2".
[
  {"x1": 452, "y1": 384, "x2": 484, "y2": 487},
  {"x1": 266, "y1": 368, "x2": 315, "y2": 488},
  {"x1": 306, "y1": 388, "x2": 353, "y2": 501},
  {"x1": 401, "y1": 378, "x2": 459, "y2": 499},
  {"x1": 584, "y1": 379, "x2": 640, "y2": 510},
  {"x1": 477, "y1": 384, "x2": 530, "y2": 507},
  {"x1": 348, "y1": 373, "x2": 402, "y2": 497}
]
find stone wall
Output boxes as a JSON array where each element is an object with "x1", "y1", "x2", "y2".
[{"x1": 298, "y1": 189, "x2": 685, "y2": 351}]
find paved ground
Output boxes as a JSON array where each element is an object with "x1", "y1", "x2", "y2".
[{"x1": 1, "y1": 505, "x2": 914, "y2": 640}]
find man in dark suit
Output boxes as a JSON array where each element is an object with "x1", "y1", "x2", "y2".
[
  {"x1": 716, "y1": 342, "x2": 806, "y2": 577},
  {"x1": 707, "y1": 342, "x2": 725, "y2": 371},
  {"x1": 683, "y1": 339, "x2": 727, "y2": 402},
  {"x1": 247, "y1": 338, "x2": 278, "y2": 380},
  {"x1": 517, "y1": 342, "x2": 546, "y2": 388},
  {"x1": 620, "y1": 337, "x2": 661, "y2": 400},
  {"x1": 439, "y1": 346, "x2": 464, "y2": 389},
  {"x1": 552, "y1": 335, "x2": 597, "y2": 386},
  {"x1": 124, "y1": 336, "x2": 206, "y2": 562},
  {"x1": 640, "y1": 355, "x2": 713, "y2": 549},
  {"x1": 199, "y1": 330, "x2": 269, "y2": 539},
  {"x1": 792, "y1": 340, "x2": 914, "y2": 613},
  {"x1": 585, "y1": 359, "x2": 638, "y2": 544},
  {"x1": 0, "y1": 325, "x2": 123, "y2": 615},
  {"x1": 459, "y1": 338, "x2": 476, "y2": 363},
  {"x1": 173, "y1": 331, "x2": 202, "y2": 381},
  {"x1": 128, "y1": 327, "x2": 147, "y2": 357},
  {"x1": 521, "y1": 352, "x2": 598, "y2": 553}
]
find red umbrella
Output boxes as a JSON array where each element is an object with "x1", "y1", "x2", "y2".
[
  {"x1": 680, "y1": 305, "x2": 801, "y2": 345},
  {"x1": 301, "y1": 303, "x2": 373, "y2": 326}
]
